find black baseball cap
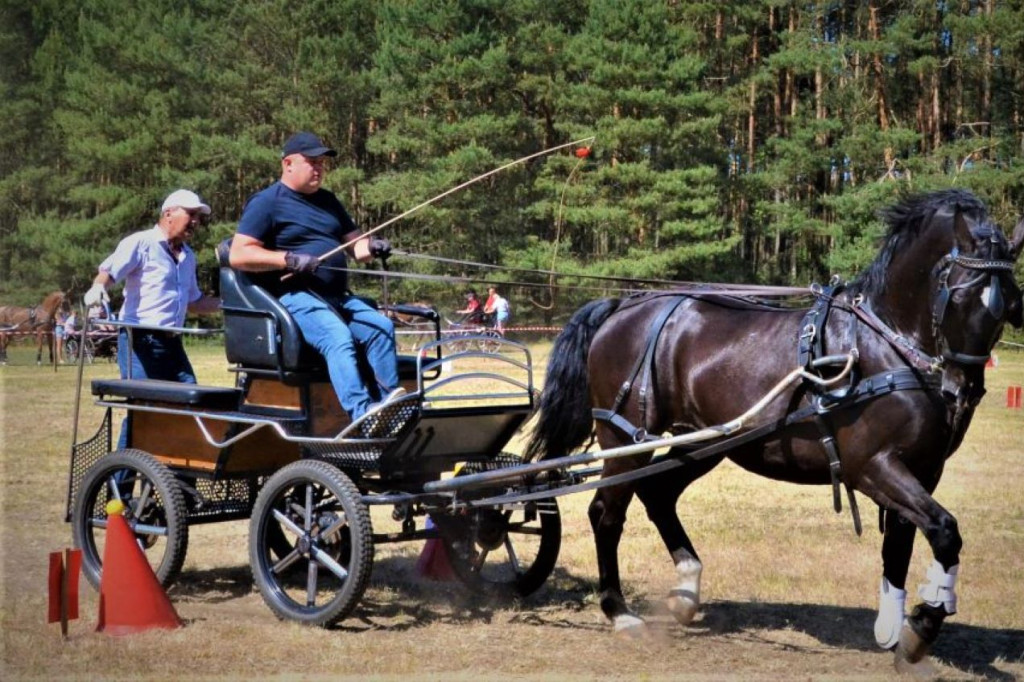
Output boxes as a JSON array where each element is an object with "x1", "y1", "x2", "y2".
[{"x1": 281, "y1": 131, "x2": 338, "y2": 158}]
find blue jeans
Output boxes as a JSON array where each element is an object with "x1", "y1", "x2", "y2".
[
  {"x1": 279, "y1": 290, "x2": 398, "y2": 419},
  {"x1": 116, "y1": 329, "x2": 197, "y2": 449}
]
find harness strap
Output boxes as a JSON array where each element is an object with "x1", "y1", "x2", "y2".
[
  {"x1": 610, "y1": 295, "x2": 688, "y2": 418},
  {"x1": 592, "y1": 408, "x2": 658, "y2": 443},
  {"x1": 587, "y1": 369, "x2": 940, "y2": 522}
]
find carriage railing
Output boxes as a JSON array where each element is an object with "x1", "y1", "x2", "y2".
[
  {"x1": 414, "y1": 336, "x2": 535, "y2": 409},
  {"x1": 86, "y1": 318, "x2": 223, "y2": 379},
  {"x1": 86, "y1": 337, "x2": 534, "y2": 451}
]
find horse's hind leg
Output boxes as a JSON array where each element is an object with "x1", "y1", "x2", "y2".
[
  {"x1": 636, "y1": 452, "x2": 723, "y2": 627},
  {"x1": 588, "y1": 482, "x2": 646, "y2": 634}
]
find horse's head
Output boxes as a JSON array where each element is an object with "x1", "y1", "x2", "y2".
[{"x1": 928, "y1": 203, "x2": 1024, "y2": 365}]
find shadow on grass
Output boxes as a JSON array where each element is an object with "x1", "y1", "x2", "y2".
[
  {"x1": 668, "y1": 599, "x2": 1023, "y2": 680},
  {"x1": 160, "y1": 557, "x2": 1021, "y2": 679}
]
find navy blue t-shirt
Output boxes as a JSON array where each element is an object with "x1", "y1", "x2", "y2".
[{"x1": 238, "y1": 181, "x2": 361, "y2": 296}]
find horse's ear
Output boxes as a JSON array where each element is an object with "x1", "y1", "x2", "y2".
[
  {"x1": 1009, "y1": 217, "x2": 1024, "y2": 262},
  {"x1": 951, "y1": 205, "x2": 974, "y2": 251}
]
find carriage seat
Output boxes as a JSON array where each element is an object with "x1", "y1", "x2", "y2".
[
  {"x1": 218, "y1": 240, "x2": 329, "y2": 379},
  {"x1": 91, "y1": 378, "x2": 241, "y2": 410}
]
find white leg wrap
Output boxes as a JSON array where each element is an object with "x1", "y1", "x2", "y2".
[
  {"x1": 873, "y1": 576, "x2": 907, "y2": 649},
  {"x1": 917, "y1": 560, "x2": 958, "y2": 615},
  {"x1": 666, "y1": 550, "x2": 702, "y2": 626},
  {"x1": 612, "y1": 613, "x2": 646, "y2": 634}
]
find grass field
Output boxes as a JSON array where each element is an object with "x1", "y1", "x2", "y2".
[{"x1": 1, "y1": 342, "x2": 1023, "y2": 680}]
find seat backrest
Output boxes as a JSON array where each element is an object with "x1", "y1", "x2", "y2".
[{"x1": 217, "y1": 240, "x2": 324, "y2": 373}]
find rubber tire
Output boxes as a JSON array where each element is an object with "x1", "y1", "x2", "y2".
[
  {"x1": 439, "y1": 497, "x2": 561, "y2": 599},
  {"x1": 72, "y1": 449, "x2": 189, "y2": 589},
  {"x1": 249, "y1": 460, "x2": 373, "y2": 627}
]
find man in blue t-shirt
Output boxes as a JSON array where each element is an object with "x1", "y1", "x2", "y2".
[{"x1": 229, "y1": 131, "x2": 403, "y2": 424}]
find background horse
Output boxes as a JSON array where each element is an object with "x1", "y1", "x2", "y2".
[
  {"x1": 0, "y1": 291, "x2": 68, "y2": 365},
  {"x1": 526, "y1": 189, "x2": 1024, "y2": 674}
]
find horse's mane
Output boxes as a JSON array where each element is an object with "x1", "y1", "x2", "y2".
[{"x1": 851, "y1": 189, "x2": 989, "y2": 299}]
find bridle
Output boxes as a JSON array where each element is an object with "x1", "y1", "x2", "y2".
[{"x1": 931, "y1": 241, "x2": 1018, "y2": 366}]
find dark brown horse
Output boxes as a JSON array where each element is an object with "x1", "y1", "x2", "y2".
[
  {"x1": 0, "y1": 291, "x2": 68, "y2": 365},
  {"x1": 526, "y1": 189, "x2": 1024, "y2": 673}
]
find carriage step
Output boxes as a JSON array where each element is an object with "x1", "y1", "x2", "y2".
[{"x1": 91, "y1": 379, "x2": 241, "y2": 410}]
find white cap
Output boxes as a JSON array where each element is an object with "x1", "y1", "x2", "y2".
[{"x1": 161, "y1": 189, "x2": 211, "y2": 215}]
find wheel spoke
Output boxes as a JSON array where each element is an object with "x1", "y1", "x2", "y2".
[
  {"x1": 506, "y1": 523, "x2": 543, "y2": 536},
  {"x1": 271, "y1": 548, "x2": 302, "y2": 575},
  {"x1": 272, "y1": 508, "x2": 304, "y2": 537},
  {"x1": 319, "y1": 514, "x2": 348, "y2": 542},
  {"x1": 304, "y1": 484, "x2": 314, "y2": 532},
  {"x1": 305, "y1": 558, "x2": 319, "y2": 606},
  {"x1": 106, "y1": 474, "x2": 124, "y2": 500},
  {"x1": 503, "y1": 535, "x2": 523, "y2": 575},
  {"x1": 131, "y1": 522, "x2": 168, "y2": 536},
  {"x1": 311, "y1": 545, "x2": 349, "y2": 581},
  {"x1": 134, "y1": 481, "x2": 153, "y2": 516}
]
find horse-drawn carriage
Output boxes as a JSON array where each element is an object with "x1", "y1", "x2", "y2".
[
  {"x1": 66, "y1": 247, "x2": 562, "y2": 625},
  {"x1": 64, "y1": 189, "x2": 1024, "y2": 674}
]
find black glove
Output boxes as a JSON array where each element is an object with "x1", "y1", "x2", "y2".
[
  {"x1": 284, "y1": 251, "x2": 319, "y2": 274},
  {"x1": 369, "y1": 237, "x2": 392, "y2": 259}
]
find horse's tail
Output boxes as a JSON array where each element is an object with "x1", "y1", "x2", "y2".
[{"x1": 525, "y1": 298, "x2": 622, "y2": 461}]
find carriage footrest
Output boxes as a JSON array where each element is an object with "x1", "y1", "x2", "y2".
[{"x1": 91, "y1": 379, "x2": 241, "y2": 410}]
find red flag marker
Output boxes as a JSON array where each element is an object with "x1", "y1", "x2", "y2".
[{"x1": 48, "y1": 548, "x2": 81, "y2": 638}]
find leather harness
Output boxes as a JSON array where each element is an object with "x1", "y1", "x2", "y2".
[{"x1": 591, "y1": 285, "x2": 948, "y2": 535}]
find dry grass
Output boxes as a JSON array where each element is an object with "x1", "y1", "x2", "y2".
[{"x1": 2, "y1": 343, "x2": 1023, "y2": 680}]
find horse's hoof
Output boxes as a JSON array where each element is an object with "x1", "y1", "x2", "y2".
[
  {"x1": 666, "y1": 591, "x2": 699, "y2": 626},
  {"x1": 901, "y1": 622, "x2": 933, "y2": 663},
  {"x1": 612, "y1": 613, "x2": 648, "y2": 639},
  {"x1": 894, "y1": 648, "x2": 939, "y2": 680}
]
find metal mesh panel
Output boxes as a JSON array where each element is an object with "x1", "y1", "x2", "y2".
[
  {"x1": 305, "y1": 400, "x2": 419, "y2": 469},
  {"x1": 65, "y1": 410, "x2": 113, "y2": 521},
  {"x1": 186, "y1": 477, "x2": 260, "y2": 521}
]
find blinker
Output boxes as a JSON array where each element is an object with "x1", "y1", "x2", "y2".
[{"x1": 986, "y1": 274, "x2": 1004, "y2": 320}]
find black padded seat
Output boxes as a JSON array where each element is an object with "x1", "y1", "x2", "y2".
[
  {"x1": 92, "y1": 378, "x2": 241, "y2": 410},
  {"x1": 217, "y1": 240, "x2": 325, "y2": 374}
]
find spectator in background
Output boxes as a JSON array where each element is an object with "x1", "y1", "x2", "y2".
[
  {"x1": 483, "y1": 285, "x2": 510, "y2": 334},
  {"x1": 455, "y1": 290, "x2": 483, "y2": 324},
  {"x1": 54, "y1": 310, "x2": 67, "y2": 364}
]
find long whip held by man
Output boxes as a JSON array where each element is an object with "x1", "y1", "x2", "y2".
[{"x1": 282, "y1": 136, "x2": 596, "y2": 281}]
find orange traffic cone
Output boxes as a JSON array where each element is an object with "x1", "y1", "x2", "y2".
[
  {"x1": 415, "y1": 516, "x2": 455, "y2": 581},
  {"x1": 96, "y1": 500, "x2": 181, "y2": 635}
]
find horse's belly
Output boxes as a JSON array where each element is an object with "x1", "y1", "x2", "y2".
[{"x1": 727, "y1": 440, "x2": 833, "y2": 486}]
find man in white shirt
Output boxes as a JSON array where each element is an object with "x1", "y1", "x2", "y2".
[{"x1": 84, "y1": 189, "x2": 220, "y2": 387}]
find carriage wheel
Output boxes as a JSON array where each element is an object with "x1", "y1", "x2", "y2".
[
  {"x1": 71, "y1": 449, "x2": 189, "y2": 589},
  {"x1": 438, "y1": 497, "x2": 561, "y2": 599},
  {"x1": 249, "y1": 460, "x2": 373, "y2": 627},
  {"x1": 476, "y1": 330, "x2": 503, "y2": 353},
  {"x1": 444, "y1": 335, "x2": 468, "y2": 353},
  {"x1": 65, "y1": 338, "x2": 94, "y2": 364}
]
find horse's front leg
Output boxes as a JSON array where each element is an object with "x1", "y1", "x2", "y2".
[
  {"x1": 874, "y1": 508, "x2": 916, "y2": 649},
  {"x1": 588, "y1": 484, "x2": 645, "y2": 635},
  {"x1": 860, "y1": 456, "x2": 961, "y2": 673}
]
